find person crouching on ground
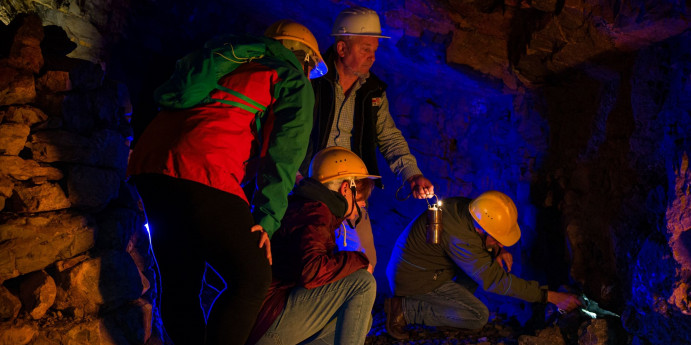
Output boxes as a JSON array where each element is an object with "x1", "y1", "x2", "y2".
[
  {"x1": 247, "y1": 146, "x2": 380, "y2": 345},
  {"x1": 385, "y1": 191, "x2": 583, "y2": 340}
]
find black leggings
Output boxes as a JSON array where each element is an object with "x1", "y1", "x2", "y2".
[{"x1": 134, "y1": 174, "x2": 271, "y2": 345}]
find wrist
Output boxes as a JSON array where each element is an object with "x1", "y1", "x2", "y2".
[
  {"x1": 407, "y1": 174, "x2": 423, "y2": 182},
  {"x1": 401, "y1": 167, "x2": 423, "y2": 183},
  {"x1": 541, "y1": 287, "x2": 549, "y2": 304}
]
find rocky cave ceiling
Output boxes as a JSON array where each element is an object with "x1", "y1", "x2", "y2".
[{"x1": 2, "y1": 0, "x2": 690, "y2": 91}]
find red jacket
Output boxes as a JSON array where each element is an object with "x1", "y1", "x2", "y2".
[
  {"x1": 127, "y1": 59, "x2": 314, "y2": 236},
  {"x1": 246, "y1": 178, "x2": 369, "y2": 344}
]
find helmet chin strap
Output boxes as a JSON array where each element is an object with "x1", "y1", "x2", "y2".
[
  {"x1": 302, "y1": 53, "x2": 312, "y2": 78},
  {"x1": 345, "y1": 179, "x2": 362, "y2": 228}
]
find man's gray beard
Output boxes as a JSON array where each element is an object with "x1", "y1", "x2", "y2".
[{"x1": 343, "y1": 61, "x2": 368, "y2": 80}]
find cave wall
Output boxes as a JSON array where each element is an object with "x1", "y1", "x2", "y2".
[
  {"x1": 531, "y1": 30, "x2": 691, "y2": 343},
  {"x1": 1, "y1": 0, "x2": 690, "y2": 344},
  {"x1": 0, "y1": 14, "x2": 157, "y2": 345}
]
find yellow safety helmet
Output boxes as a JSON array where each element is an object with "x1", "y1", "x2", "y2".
[
  {"x1": 468, "y1": 191, "x2": 521, "y2": 246},
  {"x1": 265, "y1": 20, "x2": 327, "y2": 78},
  {"x1": 309, "y1": 147, "x2": 380, "y2": 184}
]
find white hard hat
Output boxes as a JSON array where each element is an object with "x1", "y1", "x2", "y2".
[{"x1": 331, "y1": 6, "x2": 390, "y2": 38}]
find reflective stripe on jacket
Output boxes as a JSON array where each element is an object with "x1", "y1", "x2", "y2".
[{"x1": 128, "y1": 56, "x2": 314, "y2": 236}]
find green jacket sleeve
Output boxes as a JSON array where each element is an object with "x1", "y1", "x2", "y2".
[{"x1": 252, "y1": 61, "x2": 314, "y2": 237}]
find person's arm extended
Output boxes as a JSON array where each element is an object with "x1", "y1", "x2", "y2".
[
  {"x1": 547, "y1": 290, "x2": 584, "y2": 312},
  {"x1": 375, "y1": 94, "x2": 434, "y2": 198},
  {"x1": 252, "y1": 67, "x2": 314, "y2": 237},
  {"x1": 374, "y1": 93, "x2": 423, "y2": 182},
  {"x1": 446, "y1": 233, "x2": 543, "y2": 302}
]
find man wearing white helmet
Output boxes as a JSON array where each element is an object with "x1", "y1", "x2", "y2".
[
  {"x1": 385, "y1": 191, "x2": 583, "y2": 340},
  {"x1": 302, "y1": 5, "x2": 435, "y2": 270}
]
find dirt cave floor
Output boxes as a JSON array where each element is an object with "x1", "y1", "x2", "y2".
[
  {"x1": 366, "y1": 298, "x2": 520, "y2": 345},
  {"x1": 364, "y1": 296, "x2": 622, "y2": 345}
]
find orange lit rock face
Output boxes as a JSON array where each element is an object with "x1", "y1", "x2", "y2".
[
  {"x1": 0, "y1": 13, "x2": 154, "y2": 345},
  {"x1": 667, "y1": 152, "x2": 691, "y2": 314},
  {"x1": 19, "y1": 270, "x2": 56, "y2": 320},
  {"x1": 6, "y1": 14, "x2": 43, "y2": 74},
  {"x1": 440, "y1": 0, "x2": 691, "y2": 89}
]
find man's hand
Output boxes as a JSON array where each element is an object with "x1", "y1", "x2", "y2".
[
  {"x1": 408, "y1": 175, "x2": 435, "y2": 199},
  {"x1": 547, "y1": 291, "x2": 584, "y2": 312},
  {"x1": 495, "y1": 251, "x2": 513, "y2": 272},
  {"x1": 251, "y1": 225, "x2": 272, "y2": 265}
]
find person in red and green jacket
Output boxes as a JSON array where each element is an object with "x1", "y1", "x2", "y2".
[{"x1": 127, "y1": 20, "x2": 326, "y2": 345}]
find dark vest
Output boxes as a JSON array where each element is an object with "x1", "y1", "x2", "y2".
[{"x1": 302, "y1": 47, "x2": 387, "y2": 188}]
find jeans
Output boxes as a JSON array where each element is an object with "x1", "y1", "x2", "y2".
[
  {"x1": 256, "y1": 269, "x2": 376, "y2": 345},
  {"x1": 402, "y1": 280, "x2": 489, "y2": 330}
]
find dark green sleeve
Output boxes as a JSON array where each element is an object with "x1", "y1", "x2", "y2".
[{"x1": 252, "y1": 63, "x2": 314, "y2": 237}]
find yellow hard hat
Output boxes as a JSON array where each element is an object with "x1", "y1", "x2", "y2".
[
  {"x1": 265, "y1": 20, "x2": 327, "y2": 78},
  {"x1": 331, "y1": 6, "x2": 390, "y2": 38},
  {"x1": 309, "y1": 146, "x2": 380, "y2": 184},
  {"x1": 468, "y1": 191, "x2": 521, "y2": 246}
]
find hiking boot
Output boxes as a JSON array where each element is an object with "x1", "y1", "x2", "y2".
[{"x1": 385, "y1": 296, "x2": 409, "y2": 340}]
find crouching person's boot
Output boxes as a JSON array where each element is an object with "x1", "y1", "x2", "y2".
[{"x1": 384, "y1": 296, "x2": 409, "y2": 340}]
